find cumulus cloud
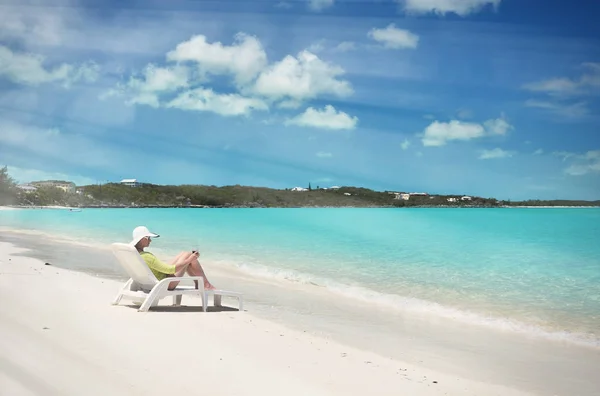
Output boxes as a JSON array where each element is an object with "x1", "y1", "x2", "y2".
[
  {"x1": 483, "y1": 117, "x2": 513, "y2": 136},
  {"x1": 533, "y1": 148, "x2": 544, "y2": 155},
  {"x1": 401, "y1": 139, "x2": 411, "y2": 150},
  {"x1": 109, "y1": 33, "x2": 353, "y2": 118},
  {"x1": 368, "y1": 24, "x2": 419, "y2": 49},
  {"x1": 0, "y1": 45, "x2": 99, "y2": 87},
  {"x1": 166, "y1": 88, "x2": 268, "y2": 117},
  {"x1": 422, "y1": 121, "x2": 484, "y2": 146},
  {"x1": 398, "y1": 0, "x2": 501, "y2": 16},
  {"x1": 166, "y1": 33, "x2": 267, "y2": 86},
  {"x1": 251, "y1": 50, "x2": 353, "y2": 104},
  {"x1": 478, "y1": 148, "x2": 514, "y2": 160},
  {"x1": 106, "y1": 64, "x2": 189, "y2": 108},
  {"x1": 421, "y1": 116, "x2": 511, "y2": 147},
  {"x1": 286, "y1": 105, "x2": 358, "y2": 130},
  {"x1": 308, "y1": 0, "x2": 334, "y2": 11}
]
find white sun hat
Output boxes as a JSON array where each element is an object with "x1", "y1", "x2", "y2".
[{"x1": 130, "y1": 225, "x2": 160, "y2": 246}]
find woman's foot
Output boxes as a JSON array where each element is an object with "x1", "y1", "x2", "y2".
[{"x1": 204, "y1": 283, "x2": 216, "y2": 291}]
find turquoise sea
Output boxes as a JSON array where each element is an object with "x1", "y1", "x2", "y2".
[{"x1": 1, "y1": 207, "x2": 599, "y2": 347}]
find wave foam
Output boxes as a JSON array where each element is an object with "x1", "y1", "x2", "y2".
[{"x1": 221, "y1": 260, "x2": 600, "y2": 350}]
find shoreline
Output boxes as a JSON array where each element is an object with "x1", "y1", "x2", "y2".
[
  {"x1": 3, "y1": 205, "x2": 600, "y2": 210},
  {"x1": 0, "y1": 239, "x2": 538, "y2": 396},
  {"x1": 1, "y1": 229, "x2": 599, "y2": 395},
  {"x1": 1, "y1": 227, "x2": 598, "y2": 350}
]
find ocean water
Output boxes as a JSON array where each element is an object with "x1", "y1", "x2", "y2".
[{"x1": 1, "y1": 207, "x2": 599, "y2": 347}]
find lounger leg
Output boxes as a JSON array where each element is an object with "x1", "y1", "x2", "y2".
[
  {"x1": 238, "y1": 296, "x2": 244, "y2": 311},
  {"x1": 112, "y1": 279, "x2": 133, "y2": 305},
  {"x1": 173, "y1": 295, "x2": 182, "y2": 306},
  {"x1": 139, "y1": 283, "x2": 167, "y2": 312},
  {"x1": 214, "y1": 295, "x2": 222, "y2": 307}
]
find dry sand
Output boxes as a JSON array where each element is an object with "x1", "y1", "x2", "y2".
[{"x1": 0, "y1": 240, "x2": 538, "y2": 396}]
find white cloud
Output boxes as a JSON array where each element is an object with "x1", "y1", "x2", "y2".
[
  {"x1": 561, "y1": 150, "x2": 600, "y2": 176},
  {"x1": 422, "y1": 120, "x2": 484, "y2": 146},
  {"x1": 316, "y1": 151, "x2": 333, "y2": 158},
  {"x1": 166, "y1": 33, "x2": 267, "y2": 86},
  {"x1": 286, "y1": 105, "x2": 358, "y2": 130},
  {"x1": 523, "y1": 78, "x2": 579, "y2": 96},
  {"x1": 368, "y1": 24, "x2": 419, "y2": 49},
  {"x1": 421, "y1": 116, "x2": 513, "y2": 146},
  {"x1": 308, "y1": 40, "x2": 326, "y2": 53},
  {"x1": 166, "y1": 88, "x2": 268, "y2": 117},
  {"x1": 333, "y1": 41, "x2": 357, "y2": 52},
  {"x1": 478, "y1": 148, "x2": 514, "y2": 160},
  {"x1": 533, "y1": 148, "x2": 544, "y2": 155},
  {"x1": 252, "y1": 50, "x2": 353, "y2": 104},
  {"x1": 483, "y1": 117, "x2": 513, "y2": 135},
  {"x1": 0, "y1": 45, "x2": 99, "y2": 87},
  {"x1": 398, "y1": 0, "x2": 501, "y2": 16},
  {"x1": 107, "y1": 33, "x2": 354, "y2": 119},
  {"x1": 523, "y1": 63, "x2": 600, "y2": 97},
  {"x1": 308, "y1": 0, "x2": 334, "y2": 12},
  {"x1": 401, "y1": 139, "x2": 411, "y2": 150},
  {"x1": 0, "y1": 3, "x2": 68, "y2": 47},
  {"x1": 107, "y1": 64, "x2": 190, "y2": 108},
  {"x1": 6, "y1": 165, "x2": 96, "y2": 186},
  {"x1": 275, "y1": 2, "x2": 293, "y2": 9},
  {"x1": 525, "y1": 99, "x2": 589, "y2": 118}
]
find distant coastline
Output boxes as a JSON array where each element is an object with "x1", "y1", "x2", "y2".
[
  {"x1": 2, "y1": 204, "x2": 599, "y2": 210},
  {"x1": 1, "y1": 168, "x2": 599, "y2": 209}
]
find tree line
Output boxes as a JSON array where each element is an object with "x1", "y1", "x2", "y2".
[{"x1": 1, "y1": 166, "x2": 598, "y2": 208}]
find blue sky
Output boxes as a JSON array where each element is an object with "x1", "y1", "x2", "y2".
[{"x1": 0, "y1": 0, "x2": 599, "y2": 200}]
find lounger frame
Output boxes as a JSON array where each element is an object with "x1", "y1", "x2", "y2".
[{"x1": 110, "y1": 243, "x2": 243, "y2": 312}]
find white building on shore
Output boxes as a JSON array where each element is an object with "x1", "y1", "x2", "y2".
[{"x1": 120, "y1": 179, "x2": 139, "y2": 187}]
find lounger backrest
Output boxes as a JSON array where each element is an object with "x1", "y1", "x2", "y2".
[{"x1": 110, "y1": 243, "x2": 158, "y2": 289}]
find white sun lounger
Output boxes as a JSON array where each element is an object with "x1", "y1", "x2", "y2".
[{"x1": 109, "y1": 243, "x2": 243, "y2": 312}]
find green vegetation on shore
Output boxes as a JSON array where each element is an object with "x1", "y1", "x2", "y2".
[{"x1": 1, "y1": 167, "x2": 599, "y2": 208}]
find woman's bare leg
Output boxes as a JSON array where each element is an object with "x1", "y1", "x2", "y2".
[
  {"x1": 167, "y1": 252, "x2": 196, "y2": 290},
  {"x1": 186, "y1": 259, "x2": 215, "y2": 290},
  {"x1": 169, "y1": 251, "x2": 190, "y2": 265}
]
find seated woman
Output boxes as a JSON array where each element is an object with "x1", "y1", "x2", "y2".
[{"x1": 130, "y1": 226, "x2": 215, "y2": 291}]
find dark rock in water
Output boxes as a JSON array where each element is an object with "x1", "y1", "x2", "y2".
[
  {"x1": 44, "y1": 262, "x2": 51, "y2": 265},
  {"x1": 433, "y1": 381, "x2": 438, "y2": 384}
]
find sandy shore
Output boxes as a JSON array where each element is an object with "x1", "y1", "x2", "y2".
[{"x1": 0, "y1": 240, "x2": 540, "y2": 396}]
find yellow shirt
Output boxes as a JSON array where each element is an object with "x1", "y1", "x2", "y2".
[{"x1": 140, "y1": 251, "x2": 176, "y2": 280}]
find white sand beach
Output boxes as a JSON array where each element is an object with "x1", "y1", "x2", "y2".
[
  {"x1": 0, "y1": 240, "x2": 539, "y2": 396},
  {"x1": 1, "y1": 232, "x2": 599, "y2": 396}
]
